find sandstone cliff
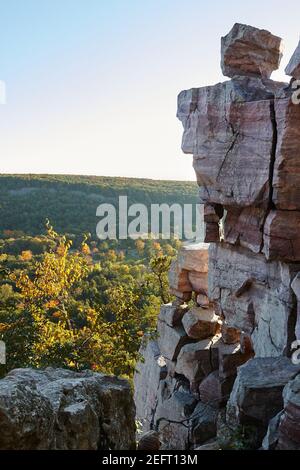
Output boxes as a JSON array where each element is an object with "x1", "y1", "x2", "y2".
[{"x1": 134, "y1": 23, "x2": 300, "y2": 450}]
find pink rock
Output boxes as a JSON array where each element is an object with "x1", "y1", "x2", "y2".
[
  {"x1": 168, "y1": 243, "x2": 209, "y2": 296},
  {"x1": 221, "y1": 23, "x2": 282, "y2": 79},
  {"x1": 188, "y1": 271, "x2": 208, "y2": 295},
  {"x1": 273, "y1": 97, "x2": 300, "y2": 210},
  {"x1": 182, "y1": 307, "x2": 221, "y2": 339},
  {"x1": 199, "y1": 371, "x2": 234, "y2": 408},
  {"x1": 177, "y1": 78, "x2": 275, "y2": 208},
  {"x1": 224, "y1": 206, "x2": 265, "y2": 254},
  {"x1": 263, "y1": 210, "x2": 300, "y2": 261}
]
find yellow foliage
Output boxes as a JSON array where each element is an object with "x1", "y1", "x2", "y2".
[{"x1": 20, "y1": 250, "x2": 33, "y2": 261}]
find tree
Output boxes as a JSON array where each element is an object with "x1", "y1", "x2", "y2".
[
  {"x1": 148, "y1": 254, "x2": 173, "y2": 304},
  {"x1": 0, "y1": 226, "x2": 166, "y2": 378}
]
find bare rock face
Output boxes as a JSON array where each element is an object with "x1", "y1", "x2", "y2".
[
  {"x1": 273, "y1": 97, "x2": 300, "y2": 210},
  {"x1": 223, "y1": 207, "x2": 265, "y2": 254},
  {"x1": 208, "y1": 242, "x2": 298, "y2": 357},
  {"x1": 134, "y1": 340, "x2": 167, "y2": 433},
  {"x1": 285, "y1": 39, "x2": 300, "y2": 79},
  {"x1": 177, "y1": 78, "x2": 275, "y2": 209},
  {"x1": 226, "y1": 358, "x2": 300, "y2": 441},
  {"x1": 263, "y1": 210, "x2": 300, "y2": 261},
  {"x1": 155, "y1": 378, "x2": 197, "y2": 450},
  {"x1": 221, "y1": 23, "x2": 282, "y2": 78},
  {"x1": 0, "y1": 368, "x2": 136, "y2": 450}
]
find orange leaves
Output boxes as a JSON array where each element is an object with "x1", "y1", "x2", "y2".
[{"x1": 20, "y1": 250, "x2": 33, "y2": 261}]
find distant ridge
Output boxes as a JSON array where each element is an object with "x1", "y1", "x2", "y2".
[{"x1": 0, "y1": 174, "x2": 198, "y2": 237}]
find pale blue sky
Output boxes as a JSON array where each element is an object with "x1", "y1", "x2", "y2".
[{"x1": 0, "y1": 0, "x2": 299, "y2": 180}]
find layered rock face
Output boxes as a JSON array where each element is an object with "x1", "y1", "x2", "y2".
[
  {"x1": 0, "y1": 368, "x2": 136, "y2": 450},
  {"x1": 135, "y1": 23, "x2": 300, "y2": 450}
]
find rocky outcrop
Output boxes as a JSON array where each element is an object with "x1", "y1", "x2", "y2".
[
  {"x1": 221, "y1": 23, "x2": 282, "y2": 79},
  {"x1": 0, "y1": 368, "x2": 136, "y2": 450},
  {"x1": 135, "y1": 23, "x2": 300, "y2": 450}
]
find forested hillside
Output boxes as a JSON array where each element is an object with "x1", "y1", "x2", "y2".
[
  {"x1": 0, "y1": 174, "x2": 198, "y2": 238},
  {"x1": 0, "y1": 174, "x2": 198, "y2": 378}
]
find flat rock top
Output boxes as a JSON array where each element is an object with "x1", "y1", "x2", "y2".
[
  {"x1": 221, "y1": 23, "x2": 282, "y2": 79},
  {"x1": 3, "y1": 367, "x2": 130, "y2": 392}
]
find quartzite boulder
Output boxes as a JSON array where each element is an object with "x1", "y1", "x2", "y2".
[
  {"x1": 221, "y1": 322, "x2": 241, "y2": 344},
  {"x1": 221, "y1": 23, "x2": 282, "y2": 79},
  {"x1": 263, "y1": 210, "x2": 300, "y2": 261},
  {"x1": 214, "y1": 340, "x2": 253, "y2": 379},
  {"x1": 182, "y1": 306, "x2": 221, "y2": 339},
  {"x1": 175, "y1": 336, "x2": 220, "y2": 389},
  {"x1": 157, "y1": 318, "x2": 195, "y2": 361},
  {"x1": 199, "y1": 371, "x2": 234, "y2": 408},
  {"x1": 0, "y1": 368, "x2": 136, "y2": 450},
  {"x1": 168, "y1": 243, "x2": 209, "y2": 298},
  {"x1": 226, "y1": 357, "x2": 300, "y2": 441}
]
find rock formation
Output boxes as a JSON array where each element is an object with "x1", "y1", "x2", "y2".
[
  {"x1": 0, "y1": 368, "x2": 136, "y2": 450},
  {"x1": 134, "y1": 23, "x2": 300, "y2": 450}
]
